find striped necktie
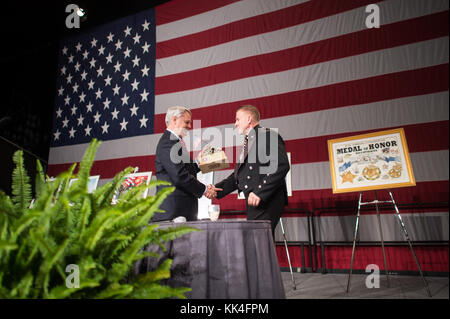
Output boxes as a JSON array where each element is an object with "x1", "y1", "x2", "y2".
[
  {"x1": 180, "y1": 137, "x2": 187, "y2": 150},
  {"x1": 235, "y1": 135, "x2": 249, "y2": 179}
]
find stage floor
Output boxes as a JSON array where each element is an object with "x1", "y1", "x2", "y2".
[{"x1": 281, "y1": 272, "x2": 449, "y2": 299}]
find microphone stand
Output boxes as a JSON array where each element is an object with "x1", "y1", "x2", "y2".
[
  {"x1": 0, "y1": 116, "x2": 48, "y2": 165},
  {"x1": 0, "y1": 135, "x2": 48, "y2": 165}
]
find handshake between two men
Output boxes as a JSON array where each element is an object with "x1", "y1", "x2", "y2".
[
  {"x1": 198, "y1": 147, "x2": 258, "y2": 204},
  {"x1": 204, "y1": 183, "x2": 261, "y2": 206},
  {"x1": 204, "y1": 184, "x2": 223, "y2": 199},
  {"x1": 153, "y1": 104, "x2": 289, "y2": 233}
]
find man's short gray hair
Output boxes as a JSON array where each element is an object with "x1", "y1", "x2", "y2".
[
  {"x1": 237, "y1": 104, "x2": 260, "y2": 122},
  {"x1": 165, "y1": 106, "x2": 191, "y2": 126}
]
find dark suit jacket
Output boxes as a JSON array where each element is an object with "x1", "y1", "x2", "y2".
[
  {"x1": 152, "y1": 130, "x2": 206, "y2": 222},
  {"x1": 215, "y1": 125, "x2": 290, "y2": 231}
]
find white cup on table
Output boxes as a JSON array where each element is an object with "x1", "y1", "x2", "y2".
[{"x1": 208, "y1": 204, "x2": 220, "y2": 221}]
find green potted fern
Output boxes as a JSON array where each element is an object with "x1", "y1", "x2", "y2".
[{"x1": 0, "y1": 138, "x2": 198, "y2": 298}]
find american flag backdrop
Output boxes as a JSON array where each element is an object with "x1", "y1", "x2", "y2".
[{"x1": 48, "y1": 0, "x2": 448, "y2": 270}]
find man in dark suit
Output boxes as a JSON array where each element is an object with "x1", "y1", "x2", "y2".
[
  {"x1": 215, "y1": 105, "x2": 290, "y2": 233},
  {"x1": 152, "y1": 106, "x2": 220, "y2": 222}
]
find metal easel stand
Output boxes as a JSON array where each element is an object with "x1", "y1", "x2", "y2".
[
  {"x1": 346, "y1": 189, "x2": 431, "y2": 297},
  {"x1": 279, "y1": 218, "x2": 297, "y2": 290}
]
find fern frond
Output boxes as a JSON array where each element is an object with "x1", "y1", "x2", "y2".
[
  {"x1": 107, "y1": 224, "x2": 159, "y2": 282},
  {"x1": 31, "y1": 231, "x2": 69, "y2": 297},
  {"x1": 132, "y1": 259, "x2": 172, "y2": 284},
  {"x1": 11, "y1": 150, "x2": 32, "y2": 212},
  {"x1": 80, "y1": 208, "x2": 122, "y2": 253},
  {"x1": 74, "y1": 196, "x2": 92, "y2": 243},
  {"x1": 15, "y1": 236, "x2": 39, "y2": 269},
  {"x1": 48, "y1": 265, "x2": 102, "y2": 299},
  {"x1": 133, "y1": 186, "x2": 175, "y2": 227},
  {"x1": 94, "y1": 283, "x2": 134, "y2": 299},
  {"x1": 35, "y1": 160, "x2": 46, "y2": 199},
  {"x1": 9, "y1": 272, "x2": 33, "y2": 298},
  {"x1": 71, "y1": 139, "x2": 101, "y2": 195},
  {"x1": 151, "y1": 225, "x2": 201, "y2": 246},
  {"x1": 0, "y1": 240, "x2": 18, "y2": 251},
  {"x1": 130, "y1": 284, "x2": 191, "y2": 299},
  {"x1": 10, "y1": 211, "x2": 41, "y2": 242},
  {"x1": 0, "y1": 190, "x2": 16, "y2": 219},
  {"x1": 92, "y1": 167, "x2": 134, "y2": 209}
]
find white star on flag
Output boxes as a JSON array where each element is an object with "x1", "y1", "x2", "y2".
[
  {"x1": 93, "y1": 112, "x2": 101, "y2": 123},
  {"x1": 86, "y1": 102, "x2": 93, "y2": 113},
  {"x1": 133, "y1": 33, "x2": 141, "y2": 44},
  {"x1": 142, "y1": 42, "x2": 150, "y2": 53},
  {"x1": 120, "y1": 118, "x2": 128, "y2": 131},
  {"x1": 139, "y1": 114, "x2": 148, "y2": 128},
  {"x1": 107, "y1": 32, "x2": 114, "y2": 43},
  {"x1": 140, "y1": 89, "x2": 149, "y2": 102},
  {"x1": 79, "y1": 91, "x2": 86, "y2": 102},
  {"x1": 53, "y1": 130, "x2": 61, "y2": 140},
  {"x1": 101, "y1": 121, "x2": 110, "y2": 134},
  {"x1": 111, "y1": 108, "x2": 120, "y2": 120},
  {"x1": 122, "y1": 69, "x2": 131, "y2": 81},
  {"x1": 71, "y1": 105, "x2": 78, "y2": 115},
  {"x1": 95, "y1": 88, "x2": 103, "y2": 99},
  {"x1": 131, "y1": 79, "x2": 140, "y2": 91},
  {"x1": 112, "y1": 84, "x2": 120, "y2": 95},
  {"x1": 103, "y1": 98, "x2": 111, "y2": 109},
  {"x1": 129, "y1": 104, "x2": 139, "y2": 117},
  {"x1": 121, "y1": 93, "x2": 130, "y2": 105},
  {"x1": 142, "y1": 20, "x2": 150, "y2": 31},
  {"x1": 105, "y1": 53, "x2": 114, "y2": 64},
  {"x1": 77, "y1": 114, "x2": 84, "y2": 126},
  {"x1": 104, "y1": 75, "x2": 112, "y2": 86},
  {"x1": 132, "y1": 55, "x2": 140, "y2": 67},
  {"x1": 141, "y1": 65, "x2": 149, "y2": 77},
  {"x1": 87, "y1": 79, "x2": 95, "y2": 90},
  {"x1": 89, "y1": 57, "x2": 97, "y2": 68},
  {"x1": 84, "y1": 124, "x2": 92, "y2": 136},
  {"x1": 115, "y1": 39, "x2": 123, "y2": 50},
  {"x1": 69, "y1": 127, "x2": 76, "y2": 138},
  {"x1": 123, "y1": 47, "x2": 132, "y2": 58},
  {"x1": 124, "y1": 26, "x2": 132, "y2": 37}
]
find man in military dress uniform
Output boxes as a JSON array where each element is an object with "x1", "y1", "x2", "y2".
[{"x1": 215, "y1": 105, "x2": 290, "y2": 233}]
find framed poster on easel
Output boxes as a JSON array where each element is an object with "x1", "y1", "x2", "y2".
[
  {"x1": 327, "y1": 128, "x2": 430, "y2": 296},
  {"x1": 328, "y1": 128, "x2": 415, "y2": 194}
]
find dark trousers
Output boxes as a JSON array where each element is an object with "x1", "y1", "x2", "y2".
[{"x1": 245, "y1": 188, "x2": 286, "y2": 236}]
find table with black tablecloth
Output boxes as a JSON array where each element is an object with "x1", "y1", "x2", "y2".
[{"x1": 133, "y1": 219, "x2": 286, "y2": 299}]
